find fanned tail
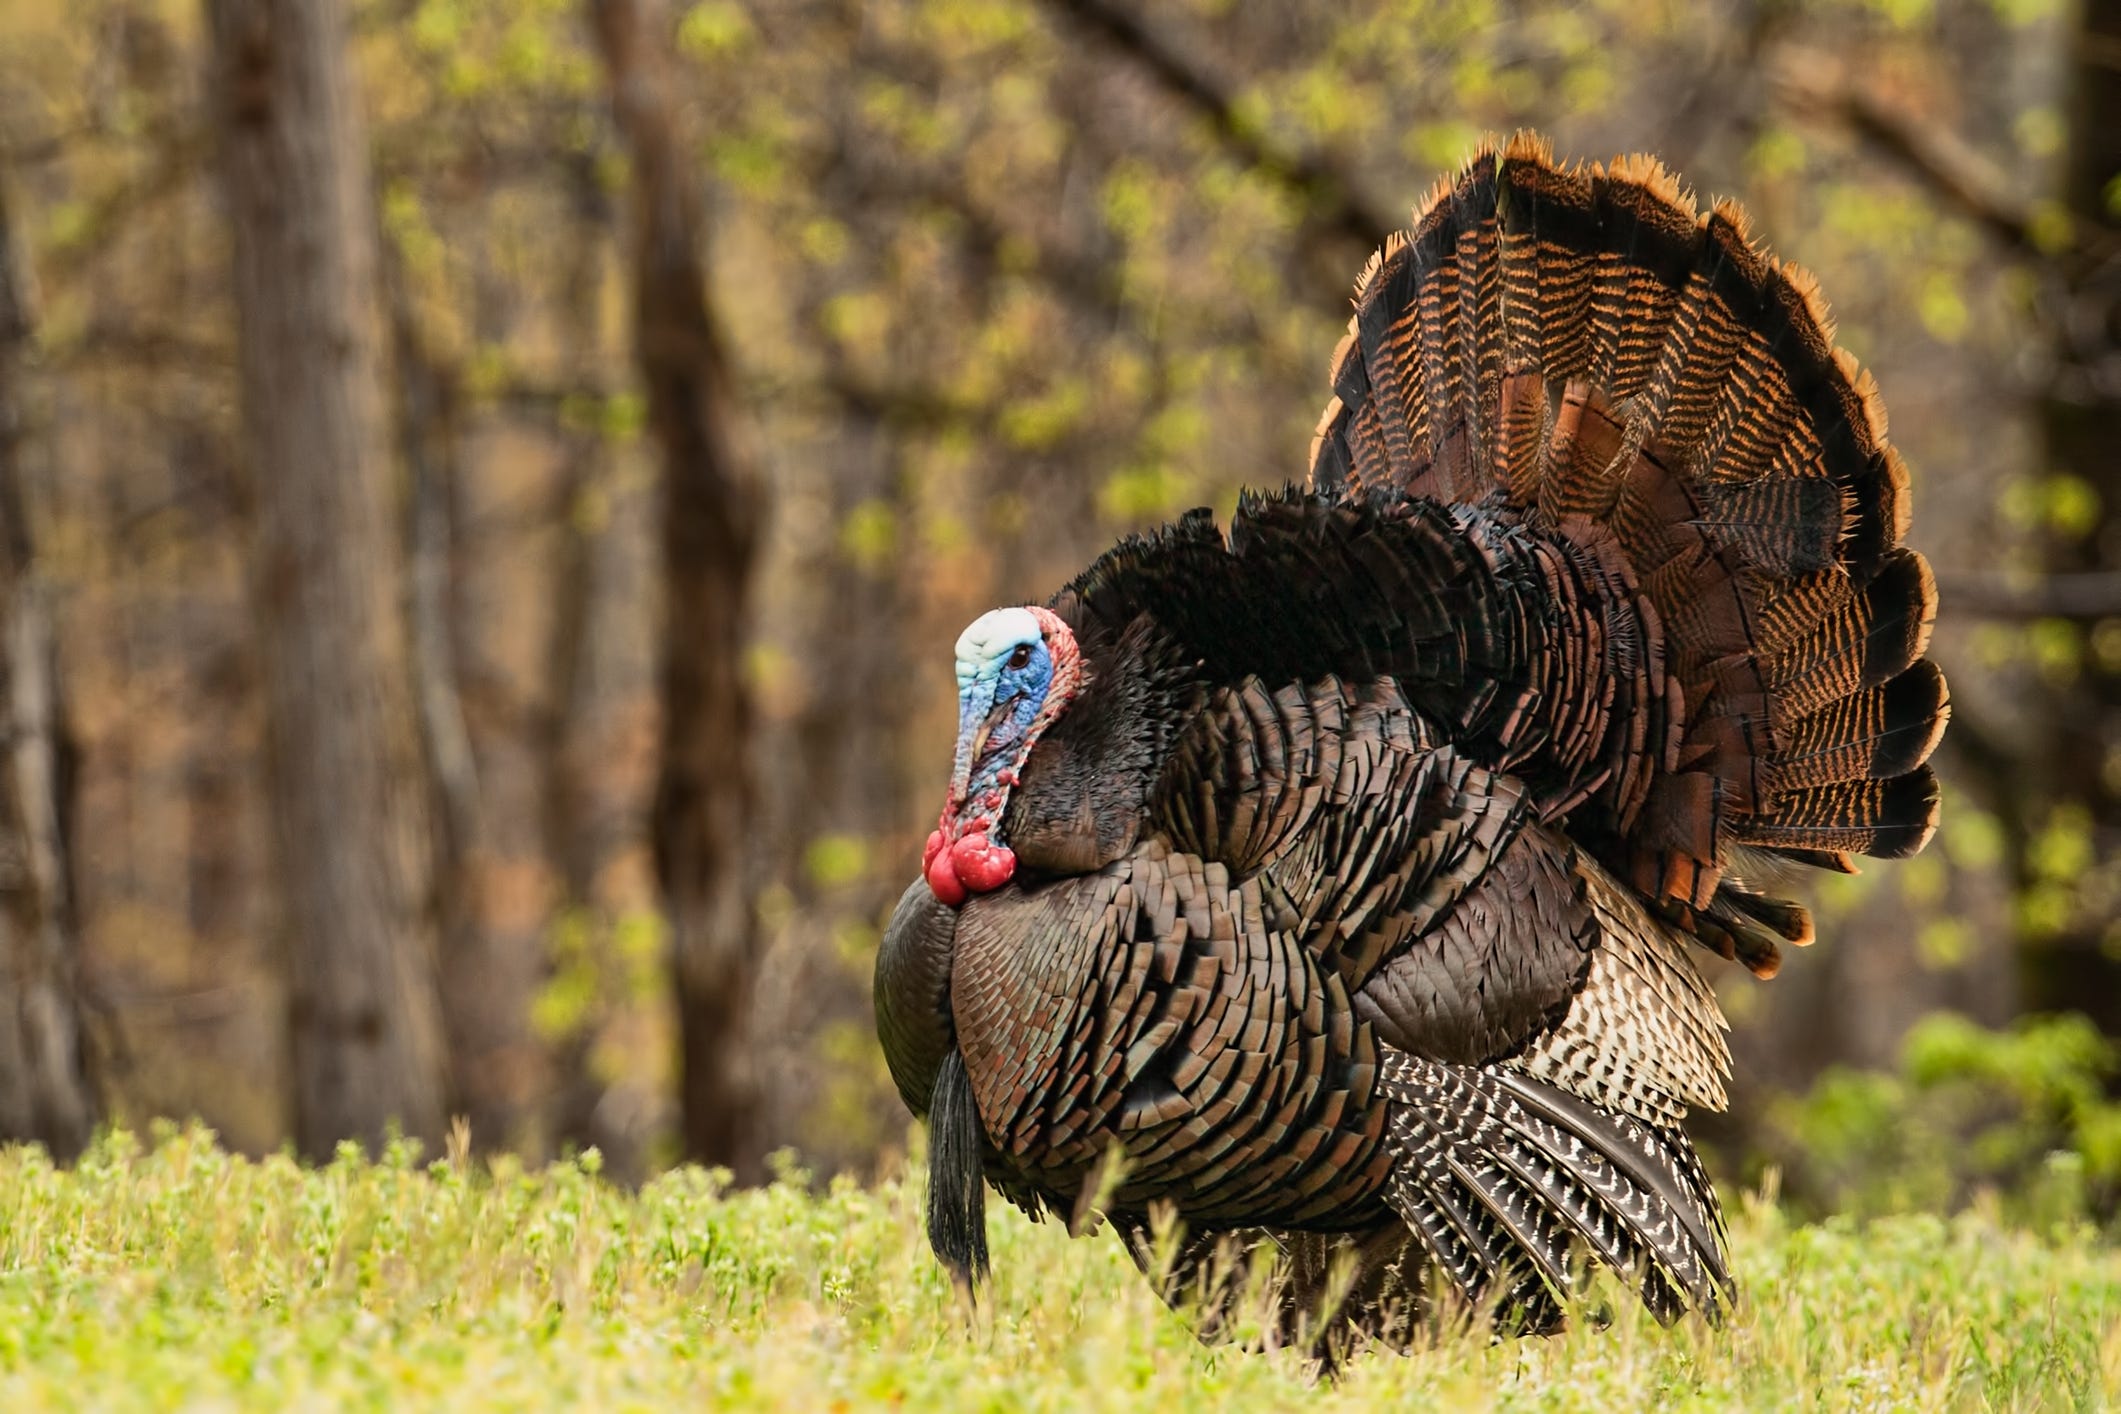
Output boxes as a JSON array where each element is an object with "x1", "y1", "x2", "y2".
[{"x1": 1309, "y1": 132, "x2": 1947, "y2": 977}]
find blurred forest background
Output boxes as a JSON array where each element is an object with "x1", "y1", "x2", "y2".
[{"x1": 0, "y1": 0, "x2": 2117, "y2": 1217}]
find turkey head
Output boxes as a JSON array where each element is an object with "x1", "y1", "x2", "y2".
[
  {"x1": 922, "y1": 604, "x2": 1084, "y2": 904},
  {"x1": 924, "y1": 603, "x2": 1195, "y2": 902}
]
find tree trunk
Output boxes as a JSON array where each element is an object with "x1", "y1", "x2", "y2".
[
  {"x1": 2018, "y1": 0, "x2": 2121, "y2": 1025},
  {"x1": 0, "y1": 174, "x2": 96, "y2": 1158},
  {"x1": 207, "y1": 0, "x2": 447, "y2": 1156},
  {"x1": 591, "y1": 0, "x2": 768, "y2": 1180},
  {"x1": 390, "y1": 264, "x2": 553, "y2": 1158},
  {"x1": 540, "y1": 159, "x2": 629, "y2": 1171}
]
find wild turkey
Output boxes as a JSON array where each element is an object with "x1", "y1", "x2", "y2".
[{"x1": 874, "y1": 133, "x2": 1947, "y2": 1354}]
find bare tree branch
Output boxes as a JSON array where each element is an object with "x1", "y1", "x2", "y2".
[
  {"x1": 1929, "y1": 697, "x2": 2031, "y2": 867},
  {"x1": 1940, "y1": 570, "x2": 2121, "y2": 621},
  {"x1": 0, "y1": 129, "x2": 86, "y2": 169},
  {"x1": 1038, "y1": 0, "x2": 1397, "y2": 253},
  {"x1": 39, "y1": 128, "x2": 211, "y2": 285},
  {"x1": 44, "y1": 324, "x2": 231, "y2": 372},
  {"x1": 1768, "y1": 45, "x2": 2088, "y2": 261}
]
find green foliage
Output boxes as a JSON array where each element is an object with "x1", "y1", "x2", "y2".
[
  {"x1": 531, "y1": 905, "x2": 668, "y2": 1091},
  {"x1": 802, "y1": 833, "x2": 872, "y2": 891},
  {"x1": 0, "y1": 1128, "x2": 2117, "y2": 1408},
  {"x1": 676, "y1": 0, "x2": 757, "y2": 60},
  {"x1": 1771, "y1": 1013, "x2": 2121, "y2": 1226},
  {"x1": 2015, "y1": 805, "x2": 2105, "y2": 941}
]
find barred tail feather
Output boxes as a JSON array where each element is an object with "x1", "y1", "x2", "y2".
[
  {"x1": 1310, "y1": 132, "x2": 1946, "y2": 948},
  {"x1": 1379, "y1": 1048, "x2": 1732, "y2": 1325}
]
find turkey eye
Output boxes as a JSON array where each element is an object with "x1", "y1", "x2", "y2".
[{"x1": 1007, "y1": 644, "x2": 1033, "y2": 670}]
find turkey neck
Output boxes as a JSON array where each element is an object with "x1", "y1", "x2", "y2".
[{"x1": 997, "y1": 612, "x2": 1198, "y2": 880}]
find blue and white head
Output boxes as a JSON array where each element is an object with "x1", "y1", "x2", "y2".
[{"x1": 923, "y1": 605, "x2": 1084, "y2": 904}]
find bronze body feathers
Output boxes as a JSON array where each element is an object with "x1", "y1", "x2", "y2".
[{"x1": 875, "y1": 134, "x2": 1947, "y2": 1355}]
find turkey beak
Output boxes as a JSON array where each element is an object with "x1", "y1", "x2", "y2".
[
  {"x1": 948, "y1": 682, "x2": 997, "y2": 807},
  {"x1": 969, "y1": 697, "x2": 1017, "y2": 763},
  {"x1": 949, "y1": 682, "x2": 1024, "y2": 811}
]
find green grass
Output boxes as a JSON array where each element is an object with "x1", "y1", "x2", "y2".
[{"x1": 0, "y1": 1129, "x2": 2117, "y2": 1411}]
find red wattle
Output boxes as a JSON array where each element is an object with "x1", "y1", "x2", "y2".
[
  {"x1": 950, "y1": 832, "x2": 1017, "y2": 893},
  {"x1": 925, "y1": 845, "x2": 967, "y2": 906}
]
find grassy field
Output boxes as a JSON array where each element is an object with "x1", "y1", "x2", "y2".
[{"x1": 0, "y1": 1129, "x2": 2116, "y2": 1411}]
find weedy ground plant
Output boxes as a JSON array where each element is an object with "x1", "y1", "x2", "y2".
[{"x1": 0, "y1": 1127, "x2": 2115, "y2": 1410}]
